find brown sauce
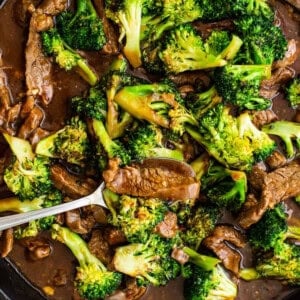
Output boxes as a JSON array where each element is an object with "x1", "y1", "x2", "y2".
[{"x1": 0, "y1": 0, "x2": 300, "y2": 299}]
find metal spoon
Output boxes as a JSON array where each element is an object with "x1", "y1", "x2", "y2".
[
  {"x1": 0, "y1": 182, "x2": 106, "y2": 232},
  {"x1": 0, "y1": 158, "x2": 198, "y2": 232}
]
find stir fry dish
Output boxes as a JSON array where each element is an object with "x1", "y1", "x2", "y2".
[{"x1": 0, "y1": 0, "x2": 299, "y2": 299}]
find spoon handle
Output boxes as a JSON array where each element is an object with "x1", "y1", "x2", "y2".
[{"x1": 0, "y1": 183, "x2": 106, "y2": 232}]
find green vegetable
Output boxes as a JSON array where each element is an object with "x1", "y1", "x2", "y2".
[
  {"x1": 3, "y1": 133, "x2": 53, "y2": 201},
  {"x1": 56, "y1": 0, "x2": 106, "y2": 50},
  {"x1": 35, "y1": 116, "x2": 90, "y2": 166},
  {"x1": 186, "y1": 104, "x2": 275, "y2": 170},
  {"x1": 214, "y1": 64, "x2": 272, "y2": 110},
  {"x1": 184, "y1": 264, "x2": 237, "y2": 300},
  {"x1": 287, "y1": 77, "x2": 300, "y2": 108},
  {"x1": 52, "y1": 224, "x2": 122, "y2": 299},
  {"x1": 41, "y1": 28, "x2": 98, "y2": 85},
  {"x1": 201, "y1": 160, "x2": 247, "y2": 211},
  {"x1": 262, "y1": 120, "x2": 300, "y2": 158}
]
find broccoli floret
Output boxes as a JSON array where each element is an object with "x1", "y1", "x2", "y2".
[
  {"x1": 92, "y1": 119, "x2": 130, "y2": 165},
  {"x1": 52, "y1": 224, "x2": 122, "y2": 299},
  {"x1": 240, "y1": 242, "x2": 300, "y2": 285},
  {"x1": 186, "y1": 104, "x2": 276, "y2": 170},
  {"x1": 41, "y1": 28, "x2": 98, "y2": 85},
  {"x1": 3, "y1": 133, "x2": 53, "y2": 201},
  {"x1": 248, "y1": 203, "x2": 300, "y2": 252},
  {"x1": 214, "y1": 64, "x2": 272, "y2": 110},
  {"x1": 109, "y1": 193, "x2": 169, "y2": 243},
  {"x1": 234, "y1": 16, "x2": 287, "y2": 65},
  {"x1": 105, "y1": 0, "x2": 145, "y2": 67},
  {"x1": 187, "y1": 86, "x2": 222, "y2": 120},
  {"x1": 205, "y1": 30, "x2": 243, "y2": 61},
  {"x1": 181, "y1": 205, "x2": 220, "y2": 250},
  {"x1": 35, "y1": 116, "x2": 90, "y2": 166},
  {"x1": 127, "y1": 123, "x2": 184, "y2": 161},
  {"x1": 262, "y1": 120, "x2": 300, "y2": 158},
  {"x1": 71, "y1": 85, "x2": 130, "y2": 165},
  {"x1": 190, "y1": 152, "x2": 210, "y2": 181},
  {"x1": 140, "y1": 0, "x2": 203, "y2": 45},
  {"x1": 199, "y1": 0, "x2": 235, "y2": 22},
  {"x1": 232, "y1": 0, "x2": 274, "y2": 20},
  {"x1": 184, "y1": 264, "x2": 237, "y2": 300},
  {"x1": 113, "y1": 234, "x2": 181, "y2": 286},
  {"x1": 114, "y1": 81, "x2": 198, "y2": 135},
  {"x1": 158, "y1": 24, "x2": 228, "y2": 74},
  {"x1": 287, "y1": 77, "x2": 300, "y2": 108},
  {"x1": 99, "y1": 56, "x2": 142, "y2": 138},
  {"x1": 201, "y1": 160, "x2": 247, "y2": 211},
  {"x1": 56, "y1": 0, "x2": 106, "y2": 51}
]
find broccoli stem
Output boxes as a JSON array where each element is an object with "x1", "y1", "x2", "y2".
[
  {"x1": 190, "y1": 152, "x2": 210, "y2": 181},
  {"x1": 3, "y1": 133, "x2": 35, "y2": 164},
  {"x1": 219, "y1": 34, "x2": 243, "y2": 60},
  {"x1": 239, "y1": 268, "x2": 260, "y2": 280},
  {"x1": 92, "y1": 119, "x2": 115, "y2": 158},
  {"x1": 52, "y1": 224, "x2": 105, "y2": 271},
  {"x1": 76, "y1": 59, "x2": 98, "y2": 86},
  {"x1": 182, "y1": 246, "x2": 221, "y2": 271},
  {"x1": 0, "y1": 197, "x2": 43, "y2": 213}
]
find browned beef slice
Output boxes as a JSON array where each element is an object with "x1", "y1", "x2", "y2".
[
  {"x1": 238, "y1": 159, "x2": 300, "y2": 228},
  {"x1": 203, "y1": 225, "x2": 246, "y2": 274},
  {"x1": 155, "y1": 212, "x2": 178, "y2": 238},
  {"x1": 103, "y1": 158, "x2": 200, "y2": 201}
]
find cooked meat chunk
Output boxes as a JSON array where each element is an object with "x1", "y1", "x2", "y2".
[
  {"x1": 251, "y1": 110, "x2": 278, "y2": 129},
  {"x1": 103, "y1": 158, "x2": 200, "y2": 201},
  {"x1": 107, "y1": 278, "x2": 147, "y2": 300},
  {"x1": 238, "y1": 159, "x2": 300, "y2": 228},
  {"x1": 273, "y1": 39, "x2": 299, "y2": 69},
  {"x1": 247, "y1": 163, "x2": 267, "y2": 192},
  {"x1": 169, "y1": 71, "x2": 211, "y2": 90},
  {"x1": 203, "y1": 225, "x2": 246, "y2": 274},
  {"x1": 171, "y1": 247, "x2": 189, "y2": 265},
  {"x1": 155, "y1": 212, "x2": 178, "y2": 238},
  {"x1": 21, "y1": 236, "x2": 52, "y2": 260},
  {"x1": 18, "y1": 106, "x2": 44, "y2": 139},
  {"x1": 104, "y1": 227, "x2": 127, "y2": 246},
  {"x1": 265, "y1": 150, "x2": 287, "y2": 170},
  {"x1": 88, "y1": 229, "x2": 112, "y2": 265},
  {"x1": 0, "y1": 228, "x2": 14, "y2": 257},
  {"x1": 260, "y1": 67, "x2": 295, "y2": 99},
  {"x1": 64, "y1": 209, "x2": 89, "y2": 234},
  {"x1": 50, "y1": 164, "x2": 97, "y2": 199},
  {"x1": 52, "y1": 268, "x2": 68, "y2": 287}
]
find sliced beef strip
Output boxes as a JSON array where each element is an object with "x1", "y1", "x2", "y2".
[
  {"x1": 259, "y1": 67, "x2": 295, "y2": 99},
  {"x1": 238, "y1": 159, "x2": 300, "y2": 228},
  {"x1": 247, "y1": 163, "x2": 267, "y2": 192},
  {"x1": 273, "y1": 39, "x2": 299, "y2": 69},
  {"x1": 18, "y1": 0, "x2": 67, "y2": 137},
  {"x1": 251, "y1": 109, "x2": 278, "y2": 129},
  {"x1": 103, "y1": 158, "x2": 200, "y2": 201},
  {"x1": 50, "y1": 164, "x2": 97, "y2": 199},
  {"x1": 265, "y1": 150, "x2": 287, "y2": 170},
  {"x1": 203, "y1": 225, "x2": 246, "y2": 274},
  {"x1": 88, "y1": 229, "x2": 113, "y2": 265}
]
